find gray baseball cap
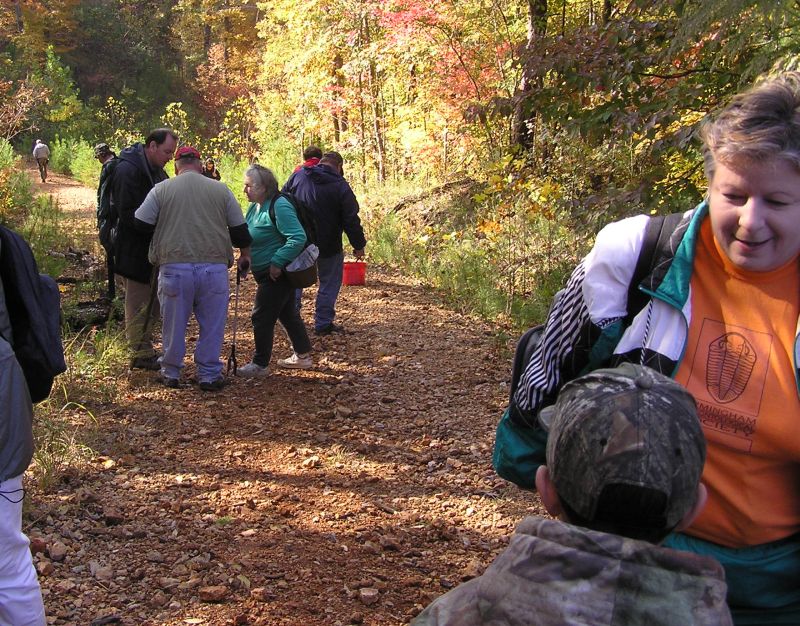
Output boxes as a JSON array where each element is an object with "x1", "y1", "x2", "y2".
[{"x1": 542, "y1": 363, "x2": 706, "y2": 531}]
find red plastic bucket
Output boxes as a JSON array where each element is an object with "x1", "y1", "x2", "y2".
[{"x1": 342, "y1": 260, "x2": 367, "y2": 286}]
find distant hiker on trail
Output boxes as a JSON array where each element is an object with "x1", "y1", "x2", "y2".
[
  {"x1": 202, "y1": 157, "x2": 221, "y2": 181},
  {"x1": 414, "y1": 364, "x2": 732, "y2": 626},
  {"x1": 32, "y1": 139, "x2": 50, "y2": 183},
  {"x1": 134, "y1": 145, "x2": 251, "y2": 391},
  {"x1": 283, "y1": 151, "x2": 366, "y2": 335},
  {"x1": 0, "y1": 239, "x2": 47, "y2": 626},
  {"x1": 111, "y1": 128, "x2": 178, "y2": 371},
  {"x1": 292, "y1": 145, "x2": 322, "y2": 173},
  {"x1": 236, "y1": 164, "x2": 313, "y2": 378},
  {"x1": 94, "y1": 142, "x2": 118, "y2": 300}
]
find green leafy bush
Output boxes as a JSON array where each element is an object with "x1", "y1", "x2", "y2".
[
  {"x1": 20, "y1": 195, "x2": 68, "y2": 278},
  {"x1": 51, "y1": 134, "x2": 106, "y2": 185},
  {"x1": 69, "y1": 140, "x2": 101, "y2": 187},
  {"x1": 0, "y1": 138, "x2": 37, "y2": 229},
  {"x1": 218, "y1": 155, "x2": 250, "y2": 209},
  {"x1": 360, "y1": 162, "x2": 588, "y2": 331},
  {"x1": 49, "y1": 135, "x2": 80, "y2": 175},
  {"x1": 32, "y1": 324, "x2": 129, "y2": 491}
]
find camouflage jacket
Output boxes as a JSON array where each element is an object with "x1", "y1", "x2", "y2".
[{"x1": 411, "y1": 517, "x2": 732, "y2": 626}]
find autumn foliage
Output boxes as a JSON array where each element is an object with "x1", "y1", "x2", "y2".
[{"x1": 1, "y1": 1, "x2": 799, "y2": 322}]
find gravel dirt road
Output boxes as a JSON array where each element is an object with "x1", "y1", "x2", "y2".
[{"x1": 24, "y1": 168, "x2": 544, "y2": 625}]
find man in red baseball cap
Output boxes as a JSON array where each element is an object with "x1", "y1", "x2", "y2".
[{"x1": 134, "y1": 146, "x2": 251, "y2": 391}]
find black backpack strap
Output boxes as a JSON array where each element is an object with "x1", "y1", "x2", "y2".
[
  {"x1": 509, "y1": 324, "x2": 544, "y2": 403},
  {"x1": 624, "y1": 212, "x2": 682, "y2": 326},
  {"x1": 270, "y1": 193, "x2": 313, "y2": 250},
  {"x1": 268, "y1": 193, "x2": 296, "y2": 228},
  {"x1": 267, "y1": 194, "x2": 284, "y2": 236}
]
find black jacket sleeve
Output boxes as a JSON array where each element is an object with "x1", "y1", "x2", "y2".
[
  {"x1": 134, "y1": 218, "x2": 155, "y2": 234},
  {"x1": 229, "y1": 223, "x2": 253, "y2": 249},
  {"x1": 339, "y1": 182, "x2": 367, "y2": 250}
]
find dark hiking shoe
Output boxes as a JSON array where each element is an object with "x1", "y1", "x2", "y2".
[
  {"x1": 314, "y1": 323, "x2": 345, "y2": 336},
  {"x1": 157, "y1": 374, "x2": 179, "y2": 388},
  {"x1": 130, "y1": 354, "x2": 160, "y2": 371},
  {"x1": 199, "y1": 377, "x2": 226, "y2": 392}
]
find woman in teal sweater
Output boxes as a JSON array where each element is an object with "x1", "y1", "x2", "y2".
[{"x1": 237, "y1": 165, "x2": 313, "y2": 376}]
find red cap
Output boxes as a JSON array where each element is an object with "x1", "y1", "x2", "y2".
[{"x1": 175, "y1": 145, "x2": 201, "y2": 160}]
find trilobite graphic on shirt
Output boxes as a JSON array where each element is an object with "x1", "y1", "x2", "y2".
[{"x1": 706, "y1": 332, "x2": 756, "y2": 404}]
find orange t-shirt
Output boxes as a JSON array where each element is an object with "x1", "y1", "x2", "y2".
[{"x1": 675, "y1": 219, "x2": 800, "y2": 548}]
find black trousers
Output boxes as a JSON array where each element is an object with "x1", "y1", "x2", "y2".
[{"x1": 250, "y1": 271, "x2": 312, "y2": 367}]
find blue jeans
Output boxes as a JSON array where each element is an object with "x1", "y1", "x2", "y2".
[
  {"x1": 251, "y1": 271, "x2": 312, "y2": 367},
  {"x1": 664, "y1": 532, "x2": 800, "y2": 624},
  {"x1": 158, "y1": 263, "x2": 229, "y2": 383},
  {"x1": 313, "y1": 252, "x2": 344, "y2": 331}
]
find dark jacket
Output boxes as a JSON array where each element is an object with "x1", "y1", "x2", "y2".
[
  {"x1": 0, "y1": 244, "x2": 34, "y2": 482},
  {"x1": 111, "y1": 143, "x2": 168, "y2": 283},
  {"x1": 283, "y1": 164, "x2": 366, "y2": 258},
  {"x1": 96, "y1": 156, "x2": 117, "y2": 215},
  {"x1": 96, "y1": 155, "x2": 118, "y2": 252}
]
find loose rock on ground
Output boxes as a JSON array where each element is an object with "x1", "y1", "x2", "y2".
[{"x1": 25, "y1": 168, "x2": 545, "y2": 625}]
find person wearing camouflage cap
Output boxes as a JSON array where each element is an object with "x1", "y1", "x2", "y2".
[
  {"x1": 94, "y1": 142, "x2": 113, "y2": 159},
  {"x1": 412, "y1": 364, "x2": 732, "y2": 626},
  {"x1": 94, "y1": 142, "x2": 118, "y2": 299}
]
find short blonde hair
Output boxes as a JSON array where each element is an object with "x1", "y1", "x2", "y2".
[{"x1": 701, "y1": 71, "x2": 800, "y2": 180}]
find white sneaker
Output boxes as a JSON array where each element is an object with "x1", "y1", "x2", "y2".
[
  {"x1": 236, "y1": 362, "x2": 270, "y2": 378},
  {"x1": 277, "y1": 352, "x2": 313, "y2": 370}
]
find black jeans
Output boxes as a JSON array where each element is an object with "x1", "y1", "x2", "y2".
[{"x1": 251, "y1": 271, "x2": 312, "y2": 367}]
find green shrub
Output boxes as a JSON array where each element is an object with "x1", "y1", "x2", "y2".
[
  {"x1": 0, "y1": 138, "x2": 16, "y2": 169},
  {"x1": 362, "y1": 192, "x2": 584, "y2": 331},
  {"x1": 436, "y1": 240, "x2": 506, "y2": 317},
  {"x1": 218, "y1": 155, "x2": 250, "y2": 209},
  {"x1": 69, "y1": 140, "x2": 101, "y2": 187},
  {"x1": 252, "y1": 130, "x2": 297, "y2": 185},
  {"x1": 365, "y1": 211, "x2": 405, "y2": 265},
  {"x1": 49, "y1": 135, "x2": 101, "y2": 185},
  {"x1": 20, "y1": 195, "x2": 68, "y2": 277},
  {"x1": 49, "y1": 135, "x2": 80, "y2": 175},
  {"x1": 32, "y1": 324, "x2": 129, "y2": 491},
  {"x1": 0, "y1": 138, "x2": 37, "y2": 229}
]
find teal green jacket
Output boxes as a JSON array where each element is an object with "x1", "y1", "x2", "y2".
[{"x1": 245, "y1": 195, "x2": 307, "y2": 272}]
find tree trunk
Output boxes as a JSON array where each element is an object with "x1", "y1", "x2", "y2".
[
  {"x1": 512, "y1": 0, "x2": 547, "y2": 150},
  {"x1": 332, "y1": 53, "x2": 345, "y2": 142},
  {"x1": 363, "y1": 13, "x2": 385, "y2": 182},
  {"x1": 603, "y1": 0, "x2": 613, "y2": 24},
  {"x1": 358, "y1": 70, "x2": 366, "y2": 186},
  {"x1": 14, "y1": 0, "x2": 24, "y2": 33}
]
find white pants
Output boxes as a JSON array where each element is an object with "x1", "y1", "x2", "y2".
[{"x1": 0, "y1": 475, "x2": 45, "y2": 626}]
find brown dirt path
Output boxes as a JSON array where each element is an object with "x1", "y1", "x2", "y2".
[{"x1": 25, "y1": 168, "x2": 543, "y2": 625}]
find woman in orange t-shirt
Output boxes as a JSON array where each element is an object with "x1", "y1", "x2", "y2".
[{"x1": 497, "y1": 72, "x2": 800, "y2": 625}]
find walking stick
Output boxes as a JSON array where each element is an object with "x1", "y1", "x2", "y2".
[{"x1": 227, "y1": 267, "x2": 243, "y2": 376}]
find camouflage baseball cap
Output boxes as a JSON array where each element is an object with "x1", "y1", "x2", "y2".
[
  {"x1": 94, "y1": 143, "x2": 112, "y2": 158},
  {"x1": 543, "y1": 363, "x2": 706, "y2": 532}
]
